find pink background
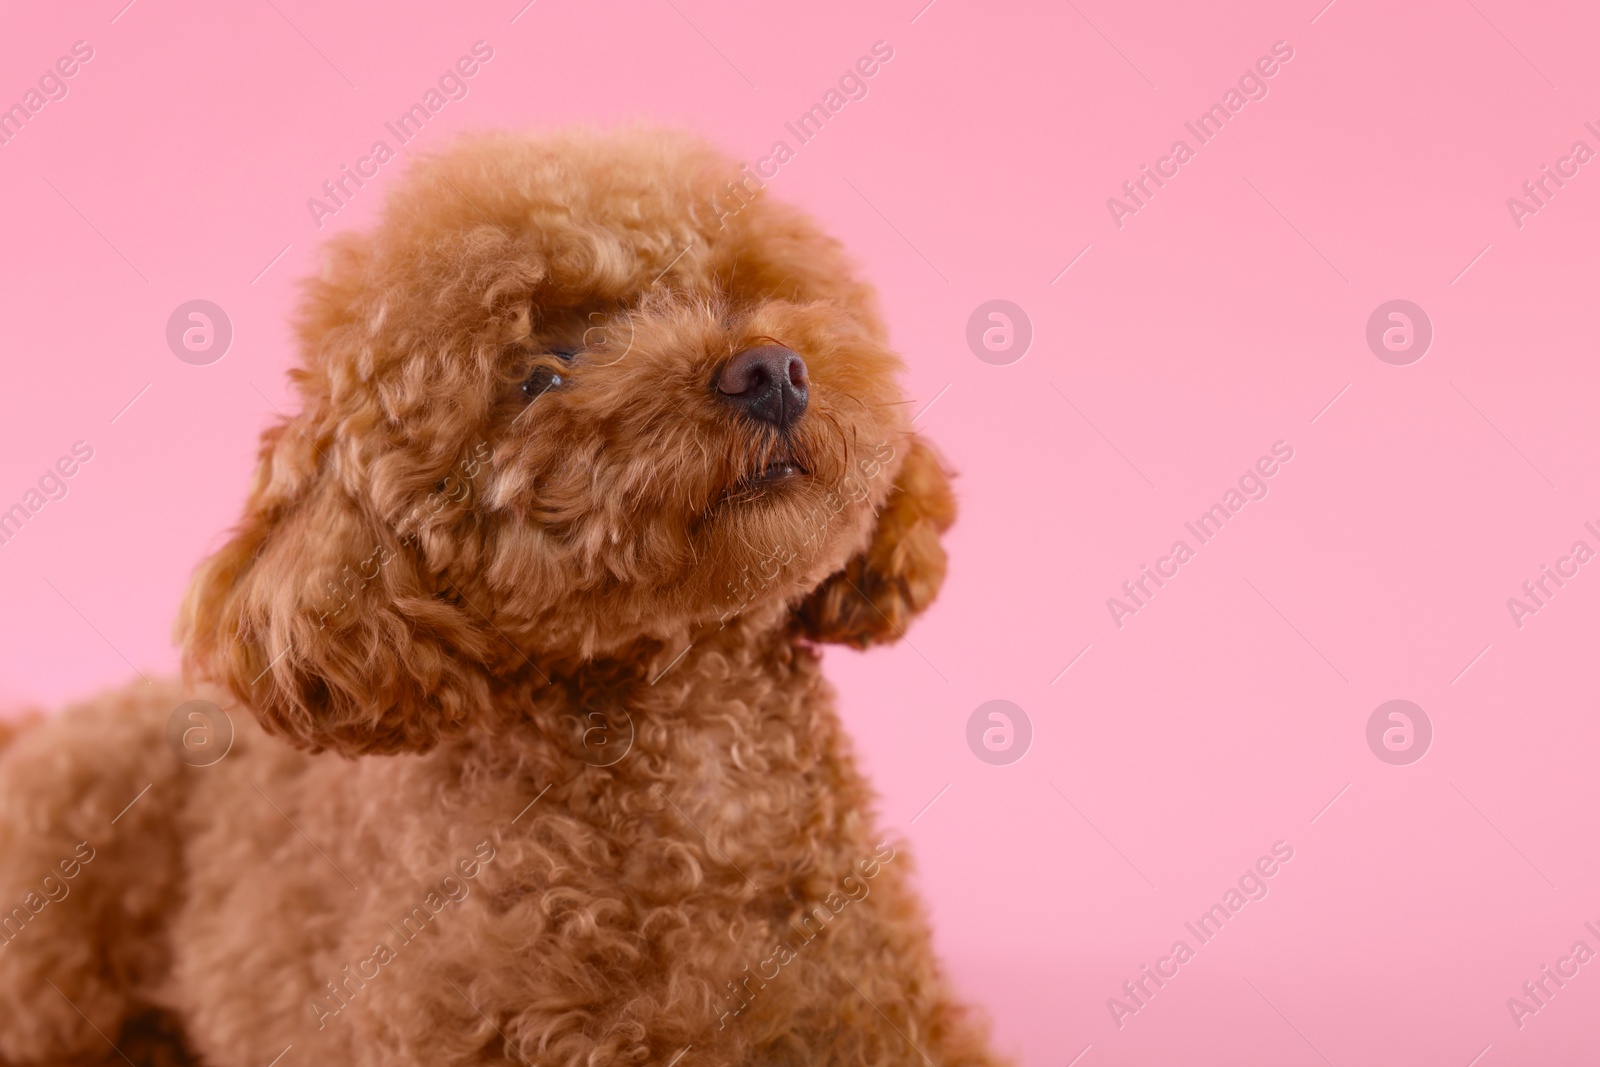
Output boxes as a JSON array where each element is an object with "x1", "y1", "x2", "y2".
[{"x1": 4, "y1": 0, "x2": 1600, "y2": 1063}]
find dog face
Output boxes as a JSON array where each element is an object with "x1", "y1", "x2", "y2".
[{"x1": 179, "y1": 129, "x2": 954, "y2": 756}]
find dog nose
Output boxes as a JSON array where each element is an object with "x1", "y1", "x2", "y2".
[{"x1": 716, "y1": 345, "x2": 809, "y2": 430}]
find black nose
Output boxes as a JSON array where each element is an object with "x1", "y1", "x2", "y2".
[{"x1": 716, "y1": 344, "x2": 809, "y2": 430}]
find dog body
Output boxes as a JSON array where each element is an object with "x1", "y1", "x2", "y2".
[{"x1": 0, "y1": 130, "x2": 998, "y2": 1067}]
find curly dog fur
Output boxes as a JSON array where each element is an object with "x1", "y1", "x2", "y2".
[{"x1": 0, "y1": 129, "x2": 1001, "y2": 1067}]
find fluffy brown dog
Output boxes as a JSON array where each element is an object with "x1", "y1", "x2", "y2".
[{"x1": 0, "y1": 129, "x2": 1000, "y2": 1067}]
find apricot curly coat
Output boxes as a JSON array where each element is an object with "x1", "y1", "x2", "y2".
[{"x1": 0, "y1": 129, "x2": 1001, "y2": 1067}]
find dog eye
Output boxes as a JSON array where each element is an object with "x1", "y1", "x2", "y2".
[
  {"x1": 523, "y1": 365, "x2": 564, "y2": 399},
  {"x1": 521, "y1": 347, "x2": 576, "y2": 400}
]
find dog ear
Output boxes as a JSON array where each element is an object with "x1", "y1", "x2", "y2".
[
  {"x1": 795, "y1": 436, "x2": 956, "y2": 648},
  {"x1": 176, "y1": 418, "x2": 497, "y2": 758}
]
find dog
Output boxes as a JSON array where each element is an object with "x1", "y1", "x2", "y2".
[{"x1": 0, "y1": 128, "x2": 1001, "y2": 1067}]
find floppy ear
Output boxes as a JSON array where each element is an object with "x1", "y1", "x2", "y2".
[
  {"x1": 176, "y1": 419, "x2": 497, "y2": 758},
  {"x1": 795, "y1": 436, "x2": 956, "y2": 648}
]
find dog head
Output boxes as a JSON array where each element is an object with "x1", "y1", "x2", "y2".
[{"x1": 178, "y1": 129, "x2": 954, "y2": 757}]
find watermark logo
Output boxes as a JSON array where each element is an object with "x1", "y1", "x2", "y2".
[
  {"x1": 308, "y1": 840, "x2": 497, "y2": 1029},
  {"x1": 1108, "y1": 840, "x2": 1295, "y2": 1029},
  {"x1": 311, "y1": 442, "x2": 493, "y2": 629},
  {"x1": 0, "y1": 40, "x2": 95, "y2": 150},
  {"x1": 578, "y1": 708, "x2": 634, "y2": 768},
  {"x1": 307, "y1": 41, "x2": 496, "y2": 230},
  {"x1": 1366, "y1": 699, "x2": 1431, "y2": 766},
  {"x1": 0, "y1": 841, "x2": 96, "y2": 954},
  {"x1": 709, "y1": 40, "x2": 896, "y2": 232},
  {"x1": 715, "y1": 441, "x2": 896, "y2": 626},
  {"x1": 165, "y1": 699, "x2": 233, "y2": 767},
  {"x1": 0, "y1": 440, "x2": 94, "y2": 550},
  {"x1": 1108, "y1": 441, "x2": 1295, "y2": 629},
  {"x1": 712, "y1": 842, "x2": 895, "y2": 1031},
  {"x1": 1506, "y1": 124, "x2": 1599, "y2": 230},
  {"x1": 1106, "y1": 40, "x2": 1295, "y2": 229},
  {"x1": 1365, "y1": 300, "x2": 1431, "y2": 366},
  {"x1": 1506, "y1": 522, "x2": 1598, "y2": 629},
  {"x1": 166, "y1": 300, "x2": 233, "y2": 366},
  {"x1": 966, "y1": 700, "x2": 1031, "y2": 765},
  {"x1": 966, "y1": 300, "x2": 1032, "y2": 366},
  {"x1": 1506, "y1": 922, "x2": 1600, "y2": 1030}
]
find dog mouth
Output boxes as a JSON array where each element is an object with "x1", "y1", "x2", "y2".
[
  {"x1": 749, "y1": 460, "x2": 807, "y2": 485},
  {"x1": 716, "y1": 455, "x2": 810, "y2": 507}
]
